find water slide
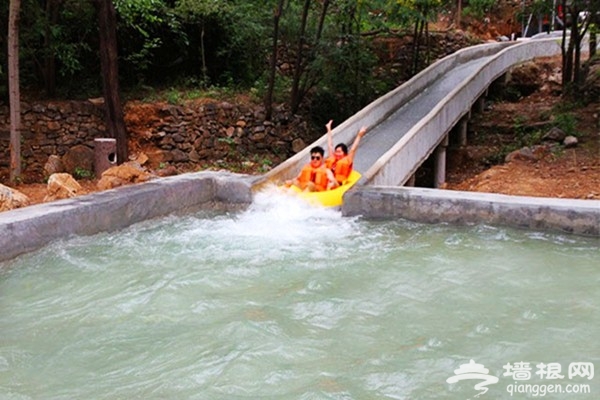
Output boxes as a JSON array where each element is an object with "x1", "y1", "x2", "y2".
[{"x1": 254, "y1": 38, "x2": 564, "y2": 190}]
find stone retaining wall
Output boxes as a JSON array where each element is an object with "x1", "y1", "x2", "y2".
[
  {"x1": 0, "y1": 101, "x2": 106, "y2": 172},
  {"x1": 0, "y1": 100, "x2": 310, "y2": 178}
]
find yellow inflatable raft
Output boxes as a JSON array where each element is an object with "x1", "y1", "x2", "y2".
[{"x1": 288, "y1": 170, "x2": 361, "y2": 207}]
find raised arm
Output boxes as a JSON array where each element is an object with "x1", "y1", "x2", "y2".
[
  {"x1": 347, "y1": 126, "x2": 367, "y2": 162},
  {"x1": 325, "y1": 120, "x2": 334, "y2": 156}
]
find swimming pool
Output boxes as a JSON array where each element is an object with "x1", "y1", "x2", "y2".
[{"x1": 1, "y1": 190, "x2": 598, "y2": 399}]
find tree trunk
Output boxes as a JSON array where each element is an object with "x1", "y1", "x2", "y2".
[
  {"x1": 561, "y1": 1, "x2": 591, "y2": 98},
  {"x1": 412, "y1": 19, "x2": 425, "y2": 75},
  {"x1": 590, "y1": 27, "x2": 597, "y2": 58},
  {"x1": 94, "y1": 0, "x2": 128, "y2": 165},
  {"x1": 290, "y1": 0, "x2": 311, "y2": 114},
  {"x1": 8, "y1": 0, "x2": 21, "y2": 182},
  {"x1": 264, "y1": 0, "x2": 285, "y2": 121},
  {"x1": 297, "y1": 0, "x2": 330, "y2": 107},
  {"x1": 200, "y1": 21, "x2": 207, "y2": 85},
  {"x1": 411, "y1": 21, "x2": 419, "y2": 75},
  {"x1": 42, "y1": 0, "x2": 63, "y2": 97}
]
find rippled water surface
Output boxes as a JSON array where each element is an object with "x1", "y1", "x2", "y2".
[{"x1": 1, "y1": 190, "x2": 599, "y2": 399}]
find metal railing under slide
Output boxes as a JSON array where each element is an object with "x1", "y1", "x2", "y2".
[{"x1": 254, "y1": 37, "x2": 563, "y2": 190}]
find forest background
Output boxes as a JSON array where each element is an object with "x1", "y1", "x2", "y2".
[{"x1": 0, "y1": 0, "x2": 598, "y2": 196}]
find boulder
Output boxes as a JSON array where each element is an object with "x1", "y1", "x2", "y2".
[
  {"x1": 44, "y1": 173, "x2": 82, "y2": 202},
  {"x1": 292, "y1": 138, "x2": 306, "y2": 154},
  {"x1": 61, "y1": 144, "x2": 94, "y2": 176},
  {"x1": 542, "y1": 126, "x2": 566, "y2": 142},
  {"x1": 505, "y1": 146, "x2": 537, "y2": 163},
  {"x1": 563, "y1": 136, "x2": 578, "y2": 148},
  {"x1": 44, "y1": 155, "x2": 65, "y2": 176},
  {"x1": 0, "y1": 183, "x2": 31, "y2": 211},
  {"x1": 97, "y1": 162, "x2": 152, "y2": 190}
]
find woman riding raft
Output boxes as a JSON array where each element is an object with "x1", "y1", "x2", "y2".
[{"x1": 325, "y1": 120, "x2": 366, "y2": 189}]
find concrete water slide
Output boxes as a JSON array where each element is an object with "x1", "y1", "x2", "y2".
[{"x1": 254, "y1": 38, "x2": 563, "y2": 189}]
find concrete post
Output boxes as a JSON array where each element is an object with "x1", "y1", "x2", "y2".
[
  {"x1": 94, "y1": 138, "x2": 117, "y2": 178},
  {"x1": 474, "y1": 94, "x2": 486, "y2": 114},
  {"x1": 458, "y1": 115, "x2": 469, "y2": 147},
  {"x1": 434, "y1": 135, "x2": 449, "y2": 188}
]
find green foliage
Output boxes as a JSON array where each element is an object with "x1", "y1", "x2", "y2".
[
  {"x1": 173, "y1": 0, "x2": 270, "y2": 88},
  {"x1": 115, "y1": 0, "x2": 188, "y2": 85},
  {"x1": 511, "y1": 115, "x2": 543, "y2": 148},
  {"x1": 391, "y1": 0, "x2": 444, "y2": 22},
  {"x1": 10, "y1": 0, "x2": 98, "y2": 95},
  {"x1": 0, "y1": 0, "x2": 470, "y2": 116},
  {"x1": 310, "y1": 37, "x2": 382, "y2": 124},
  {"x1": 73, "y1": 167, "x2": 93, "y2": 180},
  {"x1": 165, "y1": 89, "x2": 182, "y2": 105},
  {"x1": 462, "y1": 0, "x2": 496, "y2": 19},
  {"x1": 553, "y1": 112, "x2": 579, "y2": 137}
]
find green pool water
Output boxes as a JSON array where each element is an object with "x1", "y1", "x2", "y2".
[{"x1": 1, "y1": 192, "x2": 598, "y2": 399}]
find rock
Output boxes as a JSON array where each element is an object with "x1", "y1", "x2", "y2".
[
  {"x1": 44, "y1": 155, "x2": 65, "y2": 175},
  {"x1": 44, "y1": 173, "x2": 82, "y2": 202},
  {"x1": 155, "y1": 165, "x2": 178, "y2": 177},
  {"x1": 509, "y1": 62, "x2": 542, "y2": 96},
  {"x1": 292, "y1": 138, "x2": 306, "y2": 154},
  {"x1": 563, "y1": 136, "x2": 578, "y2": 148},
  {"x1": 61, "y1": 144, "x2": 94, "y2": 175},
  {"x1": 0, "y1": 183, "x2": 31, "y2": 211},
  {"x1": 130, "y1": 152, "x2": 149, "y2": 165},
  {"x1": 542, "y1": 126, "x2": 566, "y2": 142},
  {"x1": 505, "y1": 147, "x2": 536, "y2": 163},
  {"x1": 97, "y1": 162, "x2": 152, "y2": 190}
]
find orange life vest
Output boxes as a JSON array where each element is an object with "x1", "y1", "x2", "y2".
[
  {"x1": 326, "y1": 156, "x2": 353, "y2": 184},
  {"x1": 298, "y1": 164, "x2": 330, "y2": 191}
]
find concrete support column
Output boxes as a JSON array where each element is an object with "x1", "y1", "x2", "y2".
[
  {"x1": 497, "y1": 72, "x2": 510, "y2": 86},
  {"x1": 474, "y1": 94, "x2": 486, "y2": 114},
  {"x1": 458, "y1": 115, "x2": 469, "y2": 147},
  {"x1": 434, "y1": 135, "x2": 449, "y2": 189}
]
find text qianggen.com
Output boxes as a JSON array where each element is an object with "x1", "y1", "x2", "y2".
[{"x1": 507, "y1": 382, "x2": 591, "y2": 397}]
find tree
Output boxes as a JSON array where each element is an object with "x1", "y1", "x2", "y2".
[
  {"x1": 94, "y1": 0, "x2": 128, "y2": 164},
  {"x1": 9, "y1": 0, "x2": 97, "y2": 98},
  {"x1": 287, "y1": 0, "x2": 332, "y2": 114},
  {"x1": 393, "y1": 0, "x2": 444, "y2": 75},
  {"x1": 40, "y1": 0, "x2": 63, "y2": 97},
  {"x1": 8, "y1": 0, "x2": 21, "y2": 182},
  {"x1": 265, "y1": 0, "x2": 285, "y2": 120},
  {"x1": 560, "y1": 0, "x2": 593, "y2": 98}
]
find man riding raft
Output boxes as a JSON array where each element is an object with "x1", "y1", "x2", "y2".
[{"x1": 287, "y1": 121, "x2": 366, "y2": 192}]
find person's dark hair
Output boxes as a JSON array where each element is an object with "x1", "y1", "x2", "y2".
[
  {"x1": 310, "y1": 146, "x2": 325, "y2": 156},
  {"x1": 335, "y1": 143, "x2": 348, "y2": 155}
]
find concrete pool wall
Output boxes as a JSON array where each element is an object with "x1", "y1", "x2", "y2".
[
  {"x1": 343, "y1": 186, "x2": 600, "y2": 237},
  {"x1": 1, "y1": 172, "x2": 598, "y2": 263},
  {"x1": 0, "y1": 172, "x2": 255, "y2": 263}
]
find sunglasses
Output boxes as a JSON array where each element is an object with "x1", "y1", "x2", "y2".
[{"x1": 311, "y1": 155, "x2": 322, "y2": 160}]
